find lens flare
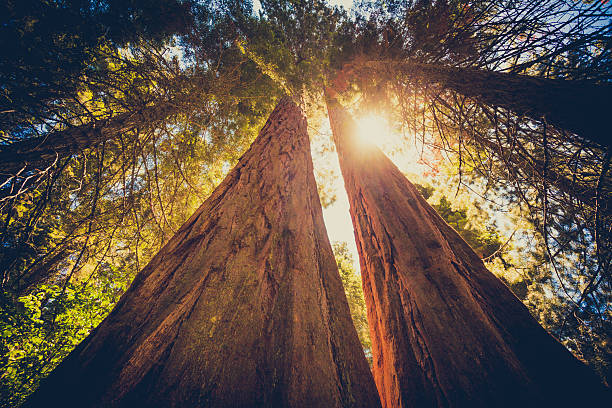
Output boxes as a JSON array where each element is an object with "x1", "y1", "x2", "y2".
[
  {"x1": 354, "y1": 114, "x2": 393, "y2": 149},
  {"x1": 354, "y1": 112, "x2": 428, "y2": 175}
]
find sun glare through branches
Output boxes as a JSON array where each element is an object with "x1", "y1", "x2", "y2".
[
  {"x1": 354, "y1": 113, "x2": 430, "y2": 177},
  {"x1": 314, "y1": 109, "x2": 436, "y2": 272},
  {"x1": 355, "y1": 114, "x2": 394, "y2": 150}
]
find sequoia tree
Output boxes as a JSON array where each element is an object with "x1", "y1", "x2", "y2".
[
  {"x1": 24, "y1": 97, "x2": 380, "y2": 407},
  {"x1": 325, "y1": 92, "x2": 609, "y2": 407},
  {"x1": 3, "y1": 1, "x2": 611, "y2": 405}
]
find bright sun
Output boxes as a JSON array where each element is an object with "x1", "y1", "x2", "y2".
[
  {"x1": 353, "y1": 112, "x2": 430, "y2": 177},
  {"x1": 315, "y1": 109, "x2": 434, "y2": 271},
  {"x1": 354, "y1": 114, "x2": 395, "y2": 150}
]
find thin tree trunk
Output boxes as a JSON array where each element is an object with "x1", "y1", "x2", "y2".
[
  {"x1": 0, "y1": 101, "x2": 177, "y2": 175},
  {"x1": 25, "y1": 96, "x2": 381, "y2": 408},
  {"x1": 353, "y1": 61, "x2": 612, "y2": 148},
  {"x1": 325, "y1": 92, "x2": 608, "y2": 407},
  {"x1": 430, "y1": 94, "x2": 604, "y2": 209}
]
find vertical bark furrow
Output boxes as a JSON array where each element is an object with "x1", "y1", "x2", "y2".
[
  {"x1": 26, "y1": 96, "x2": 380, "y2": 408},
  {"x1": 325, "y1": 93, "x2": 608, "y2": 408}
]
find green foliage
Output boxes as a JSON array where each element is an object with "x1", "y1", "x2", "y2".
[
  {"x1": 333, "y1": 241, "x2": 372, "y2": 365},
  {"x1": 0, "y1": 0, "x2": 193, "y2": 133},
  {"x1": 435, "y1": 196, "x2": 504, "y2": 259},
  {"x1": 0, "y1": 268, "x2": 131, "y2": 408}
]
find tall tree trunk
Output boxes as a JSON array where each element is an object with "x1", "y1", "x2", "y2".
[
  {"x1": 25, "y1": 97, "x2": 381, "y2": 408},
  {"x1": 0, "y1": 101, "x2": 177, "y2": 176},
  {"x1": 325, "y1": 92, "x2": 608, "y2": 408},
  {"x1": 353, "y1": 61, "x2": 612, "y2": 148}
]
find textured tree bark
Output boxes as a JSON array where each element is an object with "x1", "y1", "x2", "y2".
[
  {"x1": 25, "y1": 97, "x2": 381, "y2": 408},
  {"x1": 0, "y1": 101, "x2": 177, "y2": 176},
  {"x1": 325, "y1": 93, "x2": 609, "y2": 408}
]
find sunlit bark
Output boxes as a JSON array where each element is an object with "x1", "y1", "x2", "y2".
[{"x1": 326, "y1": 92, "x2": 608, "y2": 408}]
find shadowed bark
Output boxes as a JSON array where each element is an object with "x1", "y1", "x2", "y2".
[
  {"x1": 350, "y1": 61, "x2": 612, "y2": 148},
  {"x1": 0, "y1": 101, "x2": 177, "y2": 176},
  {"x1": 25, "y1": 96, "x2": 381, "y2": 408},
  {"x1": 325, "y1": 92, "x2": 609, "y2": 408},
  {"x1": 406, "y1": 63, "x2": 612, "y2": 149}
]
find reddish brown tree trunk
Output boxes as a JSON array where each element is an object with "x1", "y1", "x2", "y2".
[
  {"x1": 25, "y1": 97, "x2": 381, "y2": 408},
  {"x1": 325, "y1": 93, "x2": 608, "y2": 408}
]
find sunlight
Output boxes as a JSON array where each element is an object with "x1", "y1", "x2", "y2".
[
  {"x1": 312, "y1": 108, "x2": 440, "y2": 273},
  {"x1": 354, "y1": 113, "x2": 395, "y2": 150},
  {"x1": 353, "y1": 113, "x2": 424, "y2": 174}
]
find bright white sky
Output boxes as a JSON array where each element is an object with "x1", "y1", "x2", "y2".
[
  {"x1": 321, "y1": 165, "x2": 358, "y2": 264},
  {"x1": 327, "y1": 0, "x2": 354, "y2": 9},
  {"x1": 253, "y1": 0, "x2": 355, "y2": 14},
  {"x1": 315, "y1": 112, "x2": 434, "y2": 271}
]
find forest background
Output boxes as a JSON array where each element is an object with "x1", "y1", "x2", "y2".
[{"x1": 0, "y1": 1, "x2": 610, "y2": 406}]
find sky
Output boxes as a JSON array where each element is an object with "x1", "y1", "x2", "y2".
[
  {"x1": 315, "y1": 112, "x2": 433, "y2": 271},
  {"x1": 253, "y1": 0, "x2": 355, "y2": 14},
  {"x1": 327, "y1": 0, "x2": 354, "y2": 9},
  {"x1": 319, "y1": 146, "x2": 359, "y2": 267}
]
